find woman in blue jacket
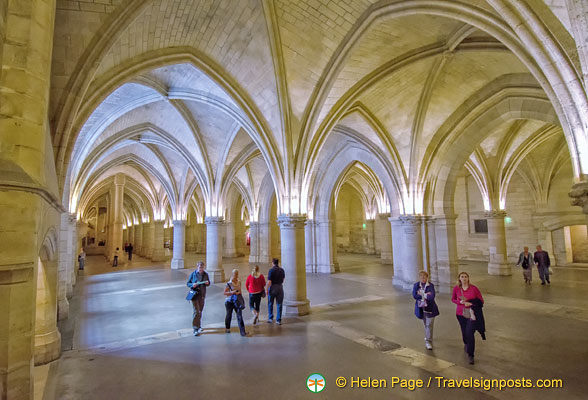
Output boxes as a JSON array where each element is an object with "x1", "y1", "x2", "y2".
[{"x1": 412, "y1": 270, "x2": 440, "y2": 350}]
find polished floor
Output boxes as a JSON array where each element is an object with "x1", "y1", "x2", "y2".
[{"x1": 38, "y1": 252, "x2": 588, "y2": 399}]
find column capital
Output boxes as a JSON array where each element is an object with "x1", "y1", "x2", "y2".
[
  {"x1": 172, "y1": 220, "x2": 187, "y2": 226},
  {"x1": 484, "y1": 210, "x2": 507, "y2": 219},
  {"x1": 277, "y1": 214, "x2": 306, "y2": 228},
  {"x1": 114, "y1": 173, "x2": 126, "y2": 186},
  {"x1": 569, "y1": 181, "x2": 588, "y2": 214},
  {"x1": 378, "y1": 213, "x2": 391, "y2": 219},
  {"x1": 394, "y1": 215, "x2": 424, "y2": 224},
  {"x1": 205, "y1": 216, "x2": 224, "y2": 225}
]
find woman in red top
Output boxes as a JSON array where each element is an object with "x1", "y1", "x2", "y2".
[
  {"x1": 451, "y1": 272, "x2": 484, "y2": 365},
  {"x1": 245, "y1": 265, "x2": 266, "y2": 325}
]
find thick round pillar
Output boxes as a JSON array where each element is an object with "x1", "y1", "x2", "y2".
[
  {"x1": 377, "y1": 214, "x2": 393, "y2": 264},
  {"x1": 365, "y1": 219, "x2": 376, "y2": 254},
  {"x1": 485, "y1": 211, "x2": 511, "y2": 275},
  {"x1": 277, "y1": 215, "x2": 310, "y2": 316},
  {"x1": 171, "y1": 221, "x2": 186, "y2": 270},
  {"x1": 391, "y1": 216, "x2": 423, "y2": 289},
  {"x1": 134, "y1": 223, "x2": 143, "y2": 256},
  {"x1": 205, "y1": 217, "x2": 226, "y2": 283},
  {"x1": 434, "y1": 214, "x2": 459, "y2": 293},
  {"x1": 143, "y1": 222, "x2": 154, "y2": 258},
  {"x1": 248, "y1": 222, "x2": 259, "y2": 263},
  {"x1": 110, "y1": 174, "x2": 125, "y2": 261},
  {"x1": 223, "y1": 222, "x2": 237, "y2": 257},
  {"x1": 151, "y1": 221, "x2": 166, "y2": 262}
]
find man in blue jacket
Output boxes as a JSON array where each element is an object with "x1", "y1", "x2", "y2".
[{"x1": 186, "y1": 261, "x2": 210, "y2": 336}]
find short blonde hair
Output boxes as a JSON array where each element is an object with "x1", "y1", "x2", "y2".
[{"x1": 231, "y1": 269, "x2": 239, "y2": 278}]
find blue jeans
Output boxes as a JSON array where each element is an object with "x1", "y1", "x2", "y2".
[{"x1": 268, "y1": 284, "x2": 284, "y2": 322}]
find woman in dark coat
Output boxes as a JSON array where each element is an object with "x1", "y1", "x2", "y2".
[{"x1": 412, "y1": 270, "x2": 440, "y2": 350}]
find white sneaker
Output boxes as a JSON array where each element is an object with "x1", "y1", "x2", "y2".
[{"x1": 425, "y1": 342, "x2": 433, "y2": 350}]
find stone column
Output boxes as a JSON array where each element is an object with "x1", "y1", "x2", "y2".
[
  {"x1": 134, "y1": 223, "x2": 143, "y2": 256},
  {"x1": 185, "y1": 223, "x2": 196, "y2": 252},
  {"x1": 122, "y1": 228, "x2": 128, "y2": 246},
  {"x1": 485, "y1": 210, "x2": 511, "y2": 275},
  {"x1": 66, "y1": 214, "x2": 77, "y2": 297},
  {"x1": 425, "y1": 217, "x2": 438, "y2": 284},
  {"x1": 277, "y1": 215, "x2": 310, "y2": 316},
  {"x1": 258, "y1": 222, "x2": 272, "y2": 265},
  {"x1": 377, "y1": 214, "x2": 393, "y2": 264},
  {"x1": 305, "y1": 220, "x2": 317, "y2": 273},
  {"x1": 0, "y1": 0, "x2": 57, "y2": 396},
  {"x1": 143, "y1": 222, "x2": 154, "y2": 259},
  {"x1": 249, "y1": 222, "x2": 259, "y2": 263},
  {"x1": 365, "y1": 219, "x2": 376, "y2": 254},
  {"x1": 391, "y1": 216, "x2": 423, "y2": 289},
  {"x1": 206, "y1": 217, "x2": 226, "y2": 283},
  {"x1": 34, "y1": 258, "x2": 61, "y2": 366},
  {"x1": 57, "y1": 213, "x2": 72, "y2": 319},
  {"x1": 195, "y1": 223, "x2": 206, "y2": 253},
  {"x1": 151, "y1": 221, "x2": 165, "y2": 262},
  {"x1": 171, "y1": 220, "x2": 186, "y2": 269},
  {"x1": 224, "y1": 222, "x2": 237, "y2": 257},
  {"x1": 110, "y1": 174, "x2": 125, "y2": 260},
  {"x1": 433, "y1": 214, "x2": 459, "y2": 293},
  {"x1": 315, "y1": 220, "x2": 338, "y2": 273}
]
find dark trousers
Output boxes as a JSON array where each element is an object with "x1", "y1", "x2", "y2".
[
  {"x1": 225, "y1": 301, "x2": 246, "y2": 335},
  {"x1": 249, "y1": 293, "x2": 262, "y2": 312},
  {"x1": 191, "y1": 296, "x2": 205, "y2": 329},
  {"x1": 268, "y1": 284, "x2": 284, "y2": 322},
  {"x1": 128, "y1": 251, "x2": 133, "y2": 260},
  {"x1": 457, "y1": 315, "x2": 476, "y2": 356},
  {"x1": 113, "y1": 256, "x2": 118, "y2": 266},
  {"x1": 538, "y1": 266, "x2": 550, "y2": 283}
]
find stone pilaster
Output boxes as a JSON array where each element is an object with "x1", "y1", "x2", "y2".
[
  {"x1": 171, "y1": 220, "x2": 186, "y2": 270},
  {"x1": 424, "y1": 216, "x2": 438, "y2": 283},
  {"x1": 248, "y1": 222, "x2": 259, "y2": 263},
  {"x1": 277, "y1": 215, "x2": 310, "y2": 316},
  {"x1": 315, "y1": 219, "x2": 338, "y2": 273},
  {"x1": 205, "y1": 217, "x2": 225, "y2": 283},
  {"x1": 304, "y1": 220, "x2": 317, "y2": 273},
  {"x1": 134, "y1": 223, "x2": 143, "y2": 256},
  {"x1": 485, "y1": 210, "x2": 512, "y2": 275},
  {"x1": 110, "y1": 174, "x2": 125, "y2": 261}
]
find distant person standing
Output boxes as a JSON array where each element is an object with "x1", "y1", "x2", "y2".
[
  {"x1": 516, "y1": 247, "x2": 533, "y2": 284},
  {"x1": 267, "y1": 258, "x2": 285, "y2": 325},
  {"x1": 186, "y1": 261, "x2": 210, "y2": 336},
  {"x1": 113, "y1": 247, "x2": 119, "y2": 267},
  {"x1": 78, "y1": 248, "x2": 86, "y2": 270},
  {"x1": 128, "y1": 243, "x2": 134, "y2": 261},
  {"x1": 412, "y1": 271, "x2": 439, "y2": 350},
  {"x1": 245, "y1": 265, "x2": 266, "y2": 325},
  {"x1": 534, "y1": 245, "x2": 551, "y2": 285}
]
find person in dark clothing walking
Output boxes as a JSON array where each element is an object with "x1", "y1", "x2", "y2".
[
  {"x1": 267, "y1": 258, "x2": 285, "y2": 325},
  {"x1": 186, "y1": 261, "x2": 210, "y2": 336},
  {"x1": 128, "y1": 243, "x2": 133, "y2": 260},
  {"x1": 533, "y1": 245, "x2": 551, "y2": 285}
]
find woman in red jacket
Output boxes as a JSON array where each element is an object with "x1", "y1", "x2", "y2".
[
  {"x1": 245, "y1": 265, "x2": 266, "y2": 325},
  {"x1": 451, "y1": 271, "x2": 484, "y2": 365}
]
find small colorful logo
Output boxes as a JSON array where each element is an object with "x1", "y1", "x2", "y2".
[{"x1": 306, "y1": 373, "x2": 326, "y2": 393}]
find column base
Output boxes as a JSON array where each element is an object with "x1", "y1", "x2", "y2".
[
  {"x1": 316, "y1": 263, "x2": 339, "y2": 273},
  {"x1": 58, "y1": 298, "x2": 69, "y2": 320},
  {"x1": 284, "y1": 299, "x2": 310, "y2": 316},
  {"x1": 392, "y1": 276, "x2": 414, "y2": 290},
  {"x1": 171, "y1": 259, "x2": 184, "y2": 270},
  {"x1": 34, "y1": 329, "x2": 61, "y2": 365},
  {"x1": 223, "y1": 251, "x2": 238, "y2": 258},
  {"x1": 207, "y1": 269, "x2": 226, "y2": 283},
  {"x1": 488, "y1": 262, "x2": 512, "y2": 276},
  {"x1": 380, "y1": 251, "x2": 393, "y2": 265}
]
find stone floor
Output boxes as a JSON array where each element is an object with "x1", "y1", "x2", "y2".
[{"x1": 36, "y1": 252, "x2": 588, "y2": 399}]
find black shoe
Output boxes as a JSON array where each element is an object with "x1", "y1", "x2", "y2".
[
  {"x1": 468, "y1": 355, "x2": 475, "y2": 365},
  {"x1": 541, "y1": 282, "x2": 545, "y2": 285}
]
